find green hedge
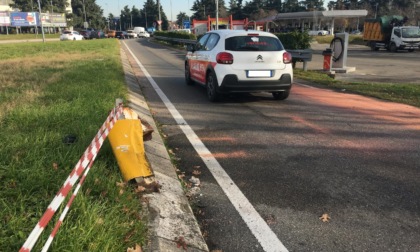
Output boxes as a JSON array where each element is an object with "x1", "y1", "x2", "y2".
[{"x1": 275, "y1": 31, "x2": 312, "y2": 50}]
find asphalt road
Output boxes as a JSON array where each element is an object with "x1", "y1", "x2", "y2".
[{"x1": 124, "y1": 38, "x2": 420, "y2": 252}]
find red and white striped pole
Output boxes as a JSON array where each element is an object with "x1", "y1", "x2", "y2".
[{"x1": 20, "y1": 104, "x2": 123, "y2": 252}]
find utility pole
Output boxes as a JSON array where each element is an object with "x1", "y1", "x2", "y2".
[{"x1": 157, "y1": 0, "x2": 161, "y2": 31}]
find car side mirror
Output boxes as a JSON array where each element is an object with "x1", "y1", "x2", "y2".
[{"x1": 186, "y1": 44, "x2": 196, "y2": 52}]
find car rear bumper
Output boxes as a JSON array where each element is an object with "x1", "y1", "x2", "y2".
[{"x1": 218, "y1": 74, "x2": 292, "y2": 93}]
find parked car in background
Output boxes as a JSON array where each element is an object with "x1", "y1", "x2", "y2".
[
  {"x1": 308, "y1": 30, "x2": 329, "y2": 36},
  {"x1": 60, "y1": 30, "x2": 84, "y2": 41},
  {"x1": 351, "y1": 30, "x2": 362, "y2": 35},
  {"x1": 185, "y1": 30, "x2": 293, "y2": 102},
  {"x1": 126, "y1": 30, "x2": 138, "y2": 38},
  {"x1": 107, "y1": 30, "x2": 116, "y2": 38},
  {"x1": 115, "y1": 31, "x2": 128, "y2": 39}
]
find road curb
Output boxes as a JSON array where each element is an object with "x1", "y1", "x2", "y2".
[{"x1": 119, "y1": 45, "x2": 209, "y2": 252}]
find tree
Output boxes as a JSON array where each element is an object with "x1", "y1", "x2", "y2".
[
  {"x1": 136, "y1": 0, "x2": 169, "y2": 30},
  {"x1": 71, "y1": 0, "x2": 105, "y2": 29},
  {"x1": 282, "y1": 0, "x2": 304, "y2": 13},
  {"x1": 10, "y1": 0, "x2": 68, "y2": 12},
  {"x1": 191, "y1": 0, "x2": 228, "y2": 20},
  {"x1": 267, "y1": 0, "x2": 283, "y2": 13},
  {"x1": 228, "y1": 0, "x2": 245, "y2": 19},
  {"x1": 299, "y1": 0, "x2": 325, "y2": 11},
  {"x1": 176, "y1": 12, "x2": 190, "y2": 27}
]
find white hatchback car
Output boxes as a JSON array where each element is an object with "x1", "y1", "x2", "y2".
[
  {"x1": 126, "y1": 30, "x2": 138, "y2": 38},
  {"x1": 185, "y1": 30, "x2": 293, "y2": 101},
  {"x1": 60, "y1": 30, "x2": 84, "y2": 41}
]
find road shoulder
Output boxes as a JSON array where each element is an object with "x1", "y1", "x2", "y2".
[{"x1": 119, "y1": 44, "x2": 209, "y2": 251}]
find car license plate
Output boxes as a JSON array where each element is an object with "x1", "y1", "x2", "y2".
[{"x1": 247, "y1": 70, "x2": 272, "y2": 78}]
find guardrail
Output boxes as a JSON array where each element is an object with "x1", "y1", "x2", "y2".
[
  {"x1": 288, "y1": 49, "x2": 313, "y2": 71},
  {"x1": 153, "y1": 36, "x2": 196, "y2": 45}
]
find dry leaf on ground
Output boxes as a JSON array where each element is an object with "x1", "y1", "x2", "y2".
[
  {"x1": 319, "y1": 213, "x2": 331, "y2": 222},
  {"x1": 175, "y1": 236, "x2": 187, "y2": 250},
  {"x1": 126, "y1": 244, "x2": 142, "y2": 252},
  {"x1": 135, "y1": 186, "x2": 146, "y2": 193}
]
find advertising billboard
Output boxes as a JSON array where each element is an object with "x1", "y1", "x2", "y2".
[
  {"x1": 0, "y1": 11, "x2": 10, "y2": 26},
  {"x1": 40, "y1": 13, "x2": 67, "y2": 27},
  {"x1": 10, "y1": 12, "x2": 39, "y2": 26}
]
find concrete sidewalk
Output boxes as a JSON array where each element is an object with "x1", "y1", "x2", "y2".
[{"x1": 119, "y1": 46, "x2": 209, "y2": 251}]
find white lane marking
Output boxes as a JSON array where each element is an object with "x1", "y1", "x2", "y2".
[{"x1": 124, "y1": 43, "x2": 289, "y2": 252}]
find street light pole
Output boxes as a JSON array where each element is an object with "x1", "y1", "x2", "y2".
[
  {"x1": 215, "y1": 0, "x2": 219, "y2": 30},
  {"x1": 37, "y1": 0, "x2": 45, "y2": 42},
  {"x1": 145, "y1": 8, "x2": 148, "y2": 28},
  {"x1": 51, "y1": 0, "x2": 54, "y2": 33},
  {"x1": 82, "y1": 0, "x2": 87, "y2": 28},
  {"x1": 375, "y1": 3, "x2": 378, "y2": 19}
]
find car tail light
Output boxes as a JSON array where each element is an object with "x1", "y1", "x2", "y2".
[
  {"x1": 247, "y1": 33, "x2": 259, "y2": 36},
  {"x1": 216, "y1": 52, "x2": 233, "y2": 64},
  {"x1": 283, "y1": 52, "x2": 292, "y2": 64}
]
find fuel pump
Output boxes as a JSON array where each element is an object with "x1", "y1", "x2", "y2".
[{"x1": 329, "y1": 32, "x2": 355, "y2": 73}]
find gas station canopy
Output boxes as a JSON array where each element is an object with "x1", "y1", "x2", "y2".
[{"x1": 258, "y1": 9, "x2": 369, "y2": 34}]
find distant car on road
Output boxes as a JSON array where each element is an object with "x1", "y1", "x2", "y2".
[
  {"x1": 115, "y1": 31, "x2": 128, "y2": 39},
  {"x1": 138, "y1": 31, "x2": 150, "y2": 38},
  {"x1": 107, "y1": 30, "x2": 116, "y2": 38},
  {"x1": 60, "y1": 30, "x2": 84, "y2": 41},
  {"x1": 80, "y1": 30, "x2": 106, "y2": 39},
  {"x1": 185, "y1": 29, "x2": 293, "y2": 101},
  {"x1": 126, "y1": 30, "x2": 138, "y2": 38},
  {"x1": 308, "y1": 30, "x2": 329, "y2": 36}
]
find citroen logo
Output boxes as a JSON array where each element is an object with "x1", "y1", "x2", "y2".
[{"x1": 256, "y1": 55, "x2": 263, "y2": 61}]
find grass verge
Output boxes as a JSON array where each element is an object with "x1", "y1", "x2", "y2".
[
  {"x1": 294, "y1": 69, "x2": 420, "y2": 108},
  {"x1": 0, "y1": 33, "x2": 60, "y2": 40},
  {"x1": 0, "y1": 39, "x2": 147, "y2": 251}
]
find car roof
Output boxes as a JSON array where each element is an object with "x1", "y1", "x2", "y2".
[{"x1": 205, "y1": 29, "x2": 278, "y2": 39}]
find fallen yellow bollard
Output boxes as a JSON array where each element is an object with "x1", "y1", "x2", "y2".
[{"x1": 108, "y1": 107, "x2": 153, "y2": 181}]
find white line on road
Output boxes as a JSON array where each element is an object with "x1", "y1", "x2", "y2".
[{"x1": 124, "y1": 43, "x2": 289, "y2": 252}]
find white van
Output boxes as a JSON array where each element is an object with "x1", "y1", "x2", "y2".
[{"x1": 133, "y1": 27, "x2": 145, "y2": 35}]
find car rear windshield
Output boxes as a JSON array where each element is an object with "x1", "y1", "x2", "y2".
[{"x1": 225, "y1": 36, "x2": 284, "y2": 51}]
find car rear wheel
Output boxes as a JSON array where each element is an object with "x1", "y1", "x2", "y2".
[
  {"x1": 185, "y1": 62, "x2": 194, "y2": 85},
  {"x1": 206, "y1": 71, "x2": 219, "y2": 102},
  {"x1": 272, "y1": 91, "x2": 290, "y2": 100}
]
